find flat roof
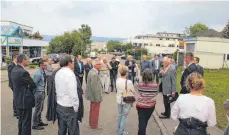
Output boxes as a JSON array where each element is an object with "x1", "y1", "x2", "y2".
[{"x1": 1, "y1": 20, "x2": 33, "y2": 28}]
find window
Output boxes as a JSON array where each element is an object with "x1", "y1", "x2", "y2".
[
  {"x1": 156, "y1": 44, "x2": 160, "y2": 47},
  {"x1": 144, "y1": 43, "x2": 148, "y2": 46},
  {"x1": 160, "y1": 38, "x2": 163, "y2": 40},
  {"x1": 139, "y1": 43, "x2": 142, "y2": 46},
  {"x1": 150, "y1": 43, "x2": 153, "y2": 46},
  {"x1": 168, "y1": 44, "x2": 175, "y2": 47},
  {"x1": 166, "y1": 38, "x2": 169, "y2": 40},
  {"x1": 227, "y1": 54, "x2": 229, "y2": 60}
]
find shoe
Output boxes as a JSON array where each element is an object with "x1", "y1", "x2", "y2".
[
  {"x1": 161, "y1": 112, "x2": 166, "y2": 116},
  {"x1": 32, "y1": 126, "x2": 44, "y2": 130},
  {"x1": 159, "y1": 116, "x2": 170, "y2": 119},
  {"x1": 38, "y1": 122, "x2": 48, "y2": 126},
  {"x1": 105, "y1": 92, "x2": 109, "y2": 94},
  {"x1": 13, "y1": 113, "x2": 18, "y2": 117},
  {"x1": 16, "y1": 116, "x2": 19, "y2": 119}
]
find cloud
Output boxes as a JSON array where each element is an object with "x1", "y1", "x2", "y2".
[{"x1": 1, "y1": 1, "x2": 229, "y2": 38}]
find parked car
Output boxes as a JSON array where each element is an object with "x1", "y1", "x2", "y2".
[
  {"x1": 48, "y1": 54, "x2": 59, "y2": 63},
  {"x1": 121, "y1": 54, "x2": 126, "y2": 60},
  {"x1": 58, "y1": 53, "x2": 67, "y2": 59},
  {"x1": 29, "y1": 57, "x2": 41, "y2": 63},
  {"x1": 90, "y1": 51, "x2": 97, "y2": 59}
]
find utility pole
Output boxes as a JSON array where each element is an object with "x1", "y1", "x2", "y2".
[{"x1": 81, "y1": 28, "x2": 84, "y2": 56}]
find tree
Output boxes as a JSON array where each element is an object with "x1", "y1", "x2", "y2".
[
  {"x1": 222, "y1": 20, "x2": 229, "y2": 39},
  {"x1": 122, "y1": 42, "x2": 133, "y2": 52},
  {"x1": 48, "y1": 24, "x2": 92, "y2": 57},
  {"x1": 107, "y1": 40, "x2": 122, "y2": 52},
  {"x1": 188, "y1": 23, "x2": 209, "y2": 36}
]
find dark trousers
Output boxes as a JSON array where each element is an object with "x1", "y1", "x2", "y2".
[
  {"x1": 12, "y1": 88, "x2": 17, "y2": 116},
  {"x1": 56, "y1": 104, "x2": 79, "y2": 135},
  {"x1": 18, "y1": 108, "x2": 32, "y2": 135},
  {"x1": 137, "y1": 106, "x2": 155, "y2": 135},
  {"x1": 85, "y1": 74, "x2": 88, "y2": 84},
  {"x1": 89, "y1": 102, "x2": 100, "y2": 128},
  {"x1": 110, "y1": 74, "x2": 117, "y2": 91},
  {"x1": 163, "y1": 94, "x2": 171, "y2": 117},
  {"x1": 32, "y1": 91, "x2": 45, "y2": 127},
  {"x1": 79, "y1": 76, "x2": 83, "y2": 87},
  {"x1": 153, "y1": 70, "x2": 159, "y2": 83}
]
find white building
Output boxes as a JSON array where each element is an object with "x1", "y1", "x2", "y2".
[
  {"x1": 184, "y1": 37, "x2": 229, "y2": 69},
  {"x1": 1, "y1": 20, "x2": 49, "y2": 66},
  {"x1": 90, "y1": 42, "x2": 106, "y2": 51},
  {"x1": 1, "y1": 20, "x2": 33, "y2": 35},
  {"x1": 124, "y1": 32, "x2": 185, "y2": 56}
]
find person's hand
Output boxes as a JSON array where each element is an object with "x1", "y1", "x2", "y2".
[
  {"x1": 160, "y1": 70, "x2": 164, "y2": 73},
  {"x1": 172, "y1": 92, "x2": 175, "y2": 97}
]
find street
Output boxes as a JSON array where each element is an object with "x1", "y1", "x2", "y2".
[{"x1": 0, "y1": 55, "x2": 161, "y2": 135}]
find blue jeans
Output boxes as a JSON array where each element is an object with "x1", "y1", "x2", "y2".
[{"x1": 117, "y1": 103, "x2": 132, "y2": 135}]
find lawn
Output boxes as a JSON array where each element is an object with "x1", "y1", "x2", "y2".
[{"x1": 176, "y1": 68, "x2": 229, "y2": 129}]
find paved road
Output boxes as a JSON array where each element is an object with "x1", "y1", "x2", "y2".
[{"x1": 1, "y1": 59, "x2": 161, "y2": 135}]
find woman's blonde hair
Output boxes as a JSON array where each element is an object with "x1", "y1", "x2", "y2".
[
  {"x1": 186, "y1": 72, "x2": 205, "y2": 91},
  {"x1": 118, "y1": 65, "x2": 128, "y2": 76}
]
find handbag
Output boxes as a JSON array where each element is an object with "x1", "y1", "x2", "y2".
[
  {"x1": 122, "y1": 79, "x2": 136, "y2": 103},
  {"x1": 168, "y1": 92, "x2": 179, "y2": 103}
]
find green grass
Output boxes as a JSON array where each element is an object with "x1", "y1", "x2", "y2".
[{"x1": 176, "y1": 67, "x2": 229, "y2": 129}]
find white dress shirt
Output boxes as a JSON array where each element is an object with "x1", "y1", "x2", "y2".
[
  {"x1": 55, "y1": 67, "x2": 79, "y2": 112},
  {"x1": 171, "y1": 94, "x2": 217, "y2": 127}
]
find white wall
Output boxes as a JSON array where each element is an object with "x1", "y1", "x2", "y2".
[
  {"x1": 194, "y1": 52, "x2": 224, "y2": 69},
  {"x1": 195, "y1": 37, "x2": 229, "y2": 54},
  {"x1": 23, "y1": 39, "x2": 49, "y2": 47}
]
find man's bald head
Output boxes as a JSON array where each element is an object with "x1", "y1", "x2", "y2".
[
  {"x1": 93, "y1": 59, "x2": 102, "y2": 70},
  {"x1": 163, "y1": 58, "x2": 171, "y2": 68}
]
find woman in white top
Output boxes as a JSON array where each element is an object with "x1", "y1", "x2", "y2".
[
  {"x1": 116, "y1": 65, "x2": 135, "y2": 135},
  {"x1": 171, "y1": 72, "x2": 216, "y2": 135}
]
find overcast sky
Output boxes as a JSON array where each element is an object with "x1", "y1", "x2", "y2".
[{"x1": 1, "y1": 0, "x2": 229, "y2": 38}]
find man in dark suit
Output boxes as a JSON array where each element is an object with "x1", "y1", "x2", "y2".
[
  {"x1": 180, "y1": 52, "x2": 201, "y2": 94},
  {"x1": 125, "y1": 55, "x2": 136, "y2": 84},
  {"x1": 110, "y1": 56, "x2": 119, "y2": 92},
  {"x1": 194, "y1": 57, "x2": 204, "y2": 77},
  {"x1": 74, "y1": 55, "x2": 84, "y2": 87},
  {"x1": 11, "y1": 54, "x2": 36, "y2": 135},
  {"x1": 151, "y1": 55, "x2": 162, "y2": 83},
  {"x1": 159, "y1": 58, "x2": 176, "y2": 119},
  {"x1": 84, "y1": 57, "x2": 93, "y2": 84},
  {"x1": 7, "y1": 54, "x2": 18, "y2": 118}
]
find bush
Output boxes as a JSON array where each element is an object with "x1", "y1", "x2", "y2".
[
  {"x1": 5, "y1": 57, "x2": 12, "y2": 64},
  {"x1": 146, "y1": 55, "x2": 152, "y2": 60},
  {"x1": 28, "y1": 65, "x2": 37, "y2": 69}
]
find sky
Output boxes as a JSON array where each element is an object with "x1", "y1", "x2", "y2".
[{"x1": 1, "y1": 0, "x2": 229, "y2": 38}]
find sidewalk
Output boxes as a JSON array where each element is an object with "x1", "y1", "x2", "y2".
[{"x1": 155, "y1": 93, "x2": 224, "y2": 135}]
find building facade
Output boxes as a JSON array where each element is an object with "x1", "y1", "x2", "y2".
[
  {"x1": 1, "y1": 21, "x2": 49, "y2": 66},
  {"x1": 184, "y1": 37, "x2": 229, "y2": 69},
  {"x1": 124, "y1": 32, "x2": 185, "y2": 56}
]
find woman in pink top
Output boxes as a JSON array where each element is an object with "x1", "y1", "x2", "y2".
[{"x1": 136, "y1": 68, "x2": 158, "y2": 135}]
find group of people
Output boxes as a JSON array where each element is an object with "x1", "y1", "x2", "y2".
[{"x1": 7, "y1": 52, "x2": 229, "y2": 135}]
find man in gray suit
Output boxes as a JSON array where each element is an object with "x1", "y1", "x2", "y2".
[
  {"x1": 224, "y1": 99, "x2": 229, "y2": 135},
  {"x1": 85, "y1": 59, "x2": 103, "y2": 130},
  {"x1": 159, "y1": 58, "x2": 176, "y2": 119},
  {"x1": 151, "y1": 55, "x2": 161, "y2": 83}
]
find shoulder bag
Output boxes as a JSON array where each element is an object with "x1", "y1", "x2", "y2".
[{"x1": 123, "y1": 79, "x2": 136, "y2": 103}]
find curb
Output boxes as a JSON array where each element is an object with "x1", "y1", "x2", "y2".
[{"x1": 153, "y1": 111, "x2": 169, "y2": 135}]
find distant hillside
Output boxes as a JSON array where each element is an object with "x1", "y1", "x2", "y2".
[{"x1": 42, "y1": 35, "x2": 125, "y2": 42}]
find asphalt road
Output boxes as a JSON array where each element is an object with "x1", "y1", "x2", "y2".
[{"x1": 1, "y1": 54, "x2": 161, "y2": 135}]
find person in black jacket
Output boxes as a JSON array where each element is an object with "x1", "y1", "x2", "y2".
[
  {"x1": 74, "y1": 55, "x2": 84, "y2": 88},
  {"x1": 125, "y1": 55, "x2": 136, "y2": 84},
  {"x1": 180, "y1": 52, "x2": 201, "y2": 94},
  {"x1": 7, "y1": 54, "x2": 18, "y2": 118},
  {"x1": 110, "y1": 56, "x2": 119, "y2": 92},
  {"x1": 11, "y1": 54, "x2": 36, "y2": 135},
  {"x1": 84, "y1": 57, "x2": 93, "y2": 84},
  {"x1": 194, "y1": 57, "x2": 204, "y2": 77}
]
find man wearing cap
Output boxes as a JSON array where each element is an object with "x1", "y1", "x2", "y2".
[{"x1": 224, "y1": 99, "x2": 229, "y2": 135}]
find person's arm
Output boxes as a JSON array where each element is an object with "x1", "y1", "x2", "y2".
[
  {"x1": 7, "y1": 64, "x2": 14, "y2": 89},
  {"x1": 90, "y1": 74, "x2": 101, "y2": 102},
  {"x1": 22, "y1": 71, "x2": 36, "y2": 91},
  {"x1": 128, "y1": 80, "x2": 135, "y2": 94},
  {"x1": 74, "y1": 63, "x2": 79, "y2": 76},
  {"x1": 67, "y1": 73, "x2": 79, "y2": 112},
  {"x1": 170, "y1": 70, "x2": 176, "y2": 93},
  {"x1": 171, "y1": 97, "x2": 180, "y2": 121},
  {"x1": 33, "y1": 72, "x2": 41, "y2": 86},
  {"x1": 84, "y1": 64, "x2": 90, "y2": 73},
  {"x1": 207, "y1": 100, "x2": 217, "y2": 127},
  {"x1": 81, "y1": 62, "x2": 84, "y2": 74},
  {"x1": 107, "y1": 63, "x2": 112, "y2": 70}
]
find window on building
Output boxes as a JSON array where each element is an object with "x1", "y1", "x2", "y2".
[
  {"x1": 186, "y1": 43, "x2": 195, "y2": 52},
  {"x1": 144, "y1": 43, "x2": 148, "y2": 46},
  {"x1": 166, "y1": 38, "x2": 169, "y2": 40},
  {"x1": 227, "y1": 54, "x2": 229, "y2": 60},
  {"x1": 156, "y1": 44, "x2": 160, "y2": 47},
  {"x1": 139, "y1": 43, "x2": 142, "y2": 46},
  {"x1": 160, "y1": 38, "x2": 163, "y2": 40},
  {"x1": 168, "y1": 44, "x2": 175, "y2": 47},
  {"x1": 150, "y1": 44, "x2": 153, "y2": 46}
]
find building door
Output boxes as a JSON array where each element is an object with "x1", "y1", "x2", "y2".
[{"x1": 178, "y1": 52, "x2": 184, "y2": 67}]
